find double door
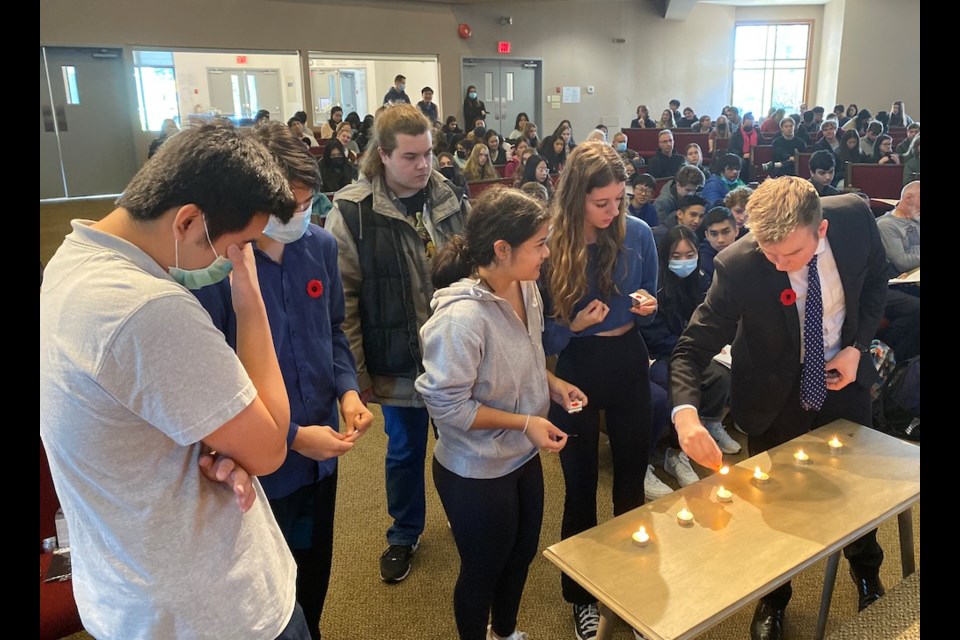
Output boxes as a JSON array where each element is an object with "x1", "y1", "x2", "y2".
[
  {"x1": 461, "y1": 59, "x2": 540, "y2": 135},
  {"x1": 310, "y1": 68, "x2": 363, "y2": 125},
  {"x1": 207, "y1": 68, "x2": 282, "y2": 121}
]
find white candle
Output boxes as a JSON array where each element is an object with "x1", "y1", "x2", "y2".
[
  {"x1": 718, "y1": 465, "x2": 730, "y2": 476},
  {"x1": 716, "y1": 486, "x2": 733, "y2": 503},
  {"x1": 753, "y1": 467, "x2": 770, "y2": 485},
  {"x1": 677, "y1": 508, "x2": 694, "y2": 527},
  {"x1": 793, "y1": 449, "x2": 812, "y2": 465},
  {"x1": 828, "y1": 436, "x2": 844, "y2": 455},
  {"x1": 632, "y1": 526, "x2": 650, "y2": 547}
]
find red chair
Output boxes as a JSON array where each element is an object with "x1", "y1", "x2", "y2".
[
  {"x1": 40, "y1": 440, "x2": 84, "y2": 640},
  {"x1": 621, "y1": 128, "x2": 662, "y2": 154},
  {"x1": 675, "y1": 132, "x2": 710, "y2": 156},
  {"x1": 846, "y1": 163, "x2": 904, "y2": 199},
  {"x1": 467, "y1": 177, "x2": 513, "y2": 199},
  {"x1": 652, "y1": 176, "x2": 672, "y2": 198},
  {"x1": 751, "y1": 145, "x2": 775, "y2": 181},
  {"x1": 495, "y1": 164, "x2": 507, "y2": 178},
  {"x1": 796, "y1": 152, "x2": 813, "y2": 180}
]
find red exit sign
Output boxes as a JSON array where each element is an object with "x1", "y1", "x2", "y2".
[
  {"x1": 497, "y1": 41, "x2": 511, "y2": 54},
  {"x1": 236, "y1": 55, "x2": 248, "y2": 64}
]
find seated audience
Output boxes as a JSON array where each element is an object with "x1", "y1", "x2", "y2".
[
  {"x1": 808, "y1": 149, "x2": 843, "y2": 196},
  {"x1": 896, "y1": 123, "x2": 920, "y2": 157},
  {"x1": 692, "y1": 115, "x2": 713, "y2": 133},
  {"x1": 903, "y1": 135, "x2": 920, "y2": 185},
  {"x1": 462, "y1": 143, "x2": 498, "y2": 182},
  {"x1": 684, "y1": 143, "x2": 709, "y2": 177},
  {"x1": 876, "y1": 181, "x2": 920, "y2": 274},
  {"x1": 701, "y1": 154, "x2": 744, "y2": 208},
  {"x1": 631, "y1": 104, "x2": 657, "y2": 128},
  {"x1": 888, "y1": 100, "x2": 913, "y2": 128},
  {"x1": 654, "y1": 194, "x2": 707, "y2": 246},
  {"x1": 319, "y1": 140, "x2": 358, "y2": 193},
  {"x1": 764, "y1": 116, "x2": 807, "y2": 176},
  {"x1": 508, "y1": 112, "x2": 529, "y2": 142},
  {"x1": 648, "y1": 130, "x2": 686, "y2": 179},
  {"x1": 657, "y1": 109, "x2": 676, "y2": 129},
  {"x1": 484, "y1": 130, "x2": 508, "y2": 166},
  {"x1": 870, "y1": 134, "x2": 901, "y2": 165},
  {"x1": 539, "y1": 135, "x2": 567, "y2": 174},
  {"x1": 504, "y1": 140, "x2": 530, "y2": 179},
  {"x1": 627, "y1": 173, "x2": 659, "y2": 228},
  {"x1": 698, "y1": 206, "x2": 738, "y2": 294},
  {"x1": 437, "y1": 152, "x2": 468, "y2": 196},
  {"x1": 655, "y1": 165, "x2": 706, "y2": 224},
  {"x1": 320, "y1": 106, "x2": 344, "y2": 139},
  {"x1": 860, "y1": 121, "x2": 884, "y2": 158},
  {"x1": 724, "y1": 185, "x2": 753, "y2": 239},
  {"x1": 677, "y1": 107, "x2": 698, "y2": 129},
  {"x1": 519, "y1": 154, "x2": 554, "y2": 199}
]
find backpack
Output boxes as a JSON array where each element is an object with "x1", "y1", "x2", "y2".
[{"x1": 871, "y1": 355, "x2": 920, "y2": 441}]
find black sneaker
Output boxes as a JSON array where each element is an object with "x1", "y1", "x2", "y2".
[
  {"x1": 379, "y1": 539, "x2": 419, "y2": 583},
  {"x1": 573, "y1": 603, "x2": 600, "y2": 640}
]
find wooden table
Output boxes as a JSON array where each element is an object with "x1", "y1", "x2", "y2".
[{"x1": 543, "y1": 422, "x2": 920, "y2": 640}]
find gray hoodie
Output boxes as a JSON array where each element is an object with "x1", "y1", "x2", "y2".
[{"x1": 415, "y1": 278, "x2": 549, "y2": 479}]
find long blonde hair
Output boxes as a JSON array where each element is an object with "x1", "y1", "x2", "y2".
[
  {"x1": 462, "y1": 143, "x2": 497, "y2": 181},
  {"x1": 546, "y1": 141, "x2": 627, "y2": 324}
]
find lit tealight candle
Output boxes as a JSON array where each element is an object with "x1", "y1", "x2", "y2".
[
  {"x1": 828, "y1": 436, "x2": 844, "y2": 455},
  {"x1": 718, "y1": 465, "x2": 730, "y2": 476},
  {"x1": 793, "y1": 449, "x2": 812, "y2": 465},
  {"x1": 632, "y1": 526, "x2": 650, "y2": 547},
  {"x1": 716, "y1": 486, "x2": 733, "y2": 503},
  {"x1": 753, "y1": 467, "x2": 770, "y2": 485},
  {"x1": 677, "y1": 508, "x2": 695, "y2": 527}
]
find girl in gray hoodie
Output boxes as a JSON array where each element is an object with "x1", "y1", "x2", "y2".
[{"x1": 416, "y1": 186, "x2": 586, "y2": 640}]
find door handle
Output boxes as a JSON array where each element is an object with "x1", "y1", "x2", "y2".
[
  {"x1": 55, "y1": 104, "x2": 68, "y2": 132},
  {"x1": 41, "y1": 105, "x2": 55, "y2": 132}
]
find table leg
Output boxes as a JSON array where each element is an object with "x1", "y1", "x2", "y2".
[
  {"x1": 596, "y1": 602, "x2": 616, "y2": 640},
  {"x1": 897, "y1": 507, "x2": 916, "y2": 578},
  {"x1": 815, "y1": 551, "x2": 841, "y2": 640}
]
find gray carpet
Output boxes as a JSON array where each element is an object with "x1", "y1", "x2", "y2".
[{"x1": 62, "y1": 406, "x2": 920, "y2": 640}]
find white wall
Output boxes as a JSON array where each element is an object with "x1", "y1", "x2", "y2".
[
  {"x1": 172, "y1": 51, "x2": 303, "y2": 121},
  {"x1": 835, "y1": 0, "x2": 920, "y2": 120}
]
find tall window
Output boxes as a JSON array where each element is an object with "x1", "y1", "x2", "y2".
[
  {"x1": 732, "y1": 23, "x2": 811, "y2": 120},
  {"x1": 133, "y1": 50, "x2": 180, "y2": 132}
]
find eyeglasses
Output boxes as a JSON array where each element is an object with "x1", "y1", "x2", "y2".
[{"x1": 634, "y1": 187, "x2": 654, "y2": 196}]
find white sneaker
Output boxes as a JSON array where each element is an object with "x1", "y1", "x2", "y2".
[
  {"x1": 487, "y1": 625, "x2": 529, "y2": 640},
  {"x1": 644, "y1": 465, "x2": 674, "y2": 502},
  {"x1": 573, "y1": 603, "x2": 600, "y2": 640},
  {"x1": 664, "y1": 448, "x2": 700, "y2": 487},
  {"x1": 705, "y1": 421, "x2": 742, "y2": 454}
]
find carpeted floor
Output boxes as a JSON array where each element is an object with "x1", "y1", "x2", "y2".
[{"x1": 64, "y1": 405, "x2": 919, "y2": 640}]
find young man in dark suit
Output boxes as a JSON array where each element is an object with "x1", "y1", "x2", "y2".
[{"x1": 670, "y1": 177, "x2": 889, "y2": 640}]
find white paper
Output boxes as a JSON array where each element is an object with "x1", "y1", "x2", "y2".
[
  {"x1": 561, "y1": 86, "x2": 581, "y2": 104},
  {"x1": 712, "y1": 344, "x2": 732, "y2": 369},
  {"x1": 888, "y1": 268, "x2": 919, "y2": 285}
]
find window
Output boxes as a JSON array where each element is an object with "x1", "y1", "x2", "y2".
[
  {"x1": 732, "y1": 23, "x2": 811, "y2": 119},
  {"x1": 133, "y1": 50, "x2": 180, "y2": 132},
  {"x1": 62, "y1": 66, "x2": 80, "y2": 105}
]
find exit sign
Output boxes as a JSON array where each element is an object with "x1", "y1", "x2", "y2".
[
  {"x1": 497, "y1": 41, "x2": 511, "y2": 54},
  {"x1": 236, "y1": 55, "x2": 248, "y2": 64}
]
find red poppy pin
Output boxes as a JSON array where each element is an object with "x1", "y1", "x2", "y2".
[
  {"x1": 780, "y1": 288, "x2": 797, "y2": 306},
  {"x1": 307, "y1": 279, "x2": 324, "y2": 298}
]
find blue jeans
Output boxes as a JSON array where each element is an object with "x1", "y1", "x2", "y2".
[
  {"x1": 381, "y1": 405, "x2": 430, "y2": 545},
  {"x1": 275, "y1": 603, "x2": 311, "y2": 640}
]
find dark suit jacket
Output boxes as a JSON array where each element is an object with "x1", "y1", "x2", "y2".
[{"x1": 670, "y1": 193, "x2": 888, "y2": 436}]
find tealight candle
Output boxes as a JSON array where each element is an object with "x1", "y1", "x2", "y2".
[
  {"x1": 718, "y1": 465, "x2": 730, "y2": 476},
  {"x1": 793, "y1": 449, "x2": 812, "y2": 465},
  {"x1": 677, "y1": 508, "x2": 694, "y2": 527},
  {"x1": 828, "y1": 436, "x2": 844, "y2": 455},
  {"x1": 716, "y1": 486, "x2": 733, "y2": 503},
  {"x1": 753, "y1": 467, "x2": 770, "y2": 485},
  {"x1": 632, "y1": 526, "x2": 650, "y2": 547}
]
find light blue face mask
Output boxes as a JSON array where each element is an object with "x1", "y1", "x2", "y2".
[
  {"x1": 615, "y1": 142, "x2": 627, "y2": 152},
  {"x1": 168, "y1": 215, "x2": 233, "y2": 290},
  {"x1": 263, "y1": 207, "x2": 312, "y2": 244},
  {"x1": 468, "y1": 91, "x2": 477, "y2": 99},
  {"x1": 398, "y1": 83, "x2": 406, "y2": 92},
  {"x1": 668, "y1": 258, "x2": 698, "y2": 278}
]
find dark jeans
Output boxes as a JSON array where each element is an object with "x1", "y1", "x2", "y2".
[
  {"x1": 381, "y1": 405, "x2": 430, "y2": 545},
  {"x1": 750, "y1": 377, "x2": 884, "y2": 610},
  {"x1": 551, "y1": 330, "x2": 652, "y2": 604},
  {"x1": 651, "y1": 358, "x2": 730, "y2": 449},
  {"x1": 434, "y1": 456, "x2": 544, "y2": 640},
  {"x1": 878, "y1": 288, "x2": 921, "y2": 362},
  {"x1": 269, "y1": 472, "x2": 338, "y2": 640},
  {"x1": 276, "y1": 603, "x2": 312, "y2": 640}
]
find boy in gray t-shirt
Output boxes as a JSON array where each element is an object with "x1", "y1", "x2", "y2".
[{"x1": 40, "y1": 125, "x2": 307, "y2": 640}]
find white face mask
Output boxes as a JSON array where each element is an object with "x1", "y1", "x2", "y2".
[
  {"x1": 263, "y1": 206, "x2": 312, "y2": 244},
  {"x1": 168, "y1": 215, "x2": 233, "y2": 290}
]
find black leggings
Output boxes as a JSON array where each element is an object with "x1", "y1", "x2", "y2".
[
  {"x1": 433, "y1": 455, "x2": 544, "y2": 640},
  {"x1": 549, "y1": 330, "x2": 652, "y2": 604}
]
